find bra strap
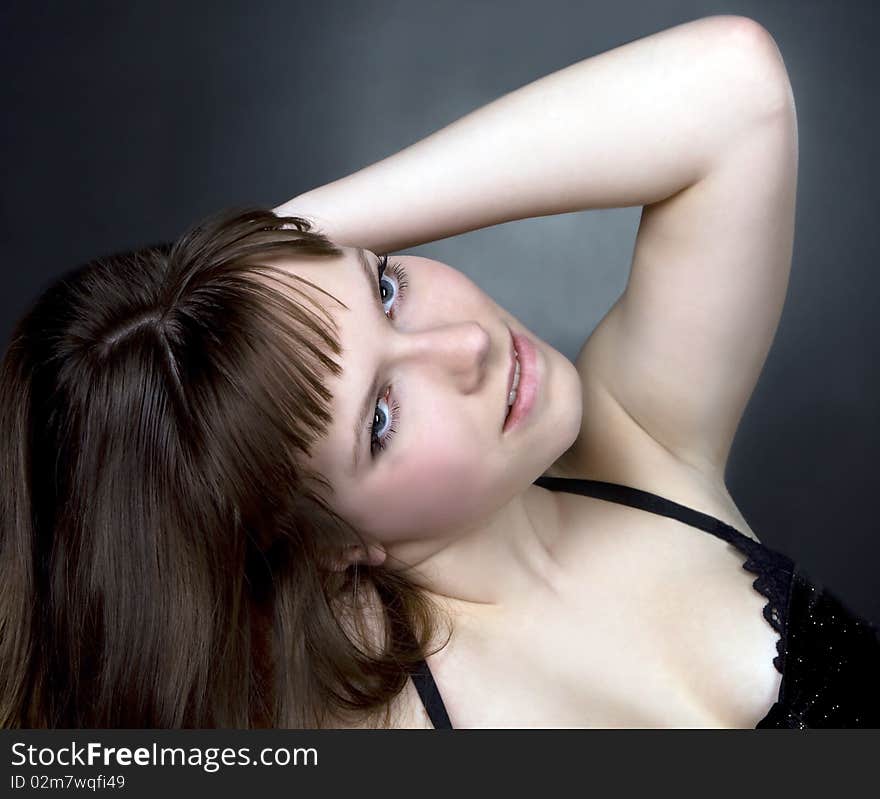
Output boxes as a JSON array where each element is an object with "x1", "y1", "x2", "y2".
[
  {"x1": 410, "y1": 658, "x2": 453, "y2": 729},
  {"x1": 399, "y1": 621, "x2": 454, "y2": 729},
  {"x1": 533, "y1": 475, "x2": 755, "y2": 551}
]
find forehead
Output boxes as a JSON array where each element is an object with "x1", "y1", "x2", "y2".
[
  {"x1": 271, "y1": 246, "x2": 360, "y2": 301},
  {"x1": 280, "y1": 247, "x2": 382, "y2": 337}
]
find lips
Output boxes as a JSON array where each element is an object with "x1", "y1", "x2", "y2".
[
  {"x1": 506, "y1": 330, "x2": 517, "y2": 395},
  {"x1": 503, "y1": 326, "x2": 518, "y2": 426},
  {"x1": 502, "y1": 329, "x2": 538, "y2": 433}
]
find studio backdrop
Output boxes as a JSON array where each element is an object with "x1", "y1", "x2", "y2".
[{"x1": 2, "y1": 0, "x2": 878, "y2": 628}]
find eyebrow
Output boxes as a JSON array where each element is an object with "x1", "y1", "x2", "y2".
[{"x1": 350, "y1": 247, "x2": 380, "y2": 476}]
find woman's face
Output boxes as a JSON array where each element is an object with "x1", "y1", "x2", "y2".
[{"x1": 277, "y1": 246, "x2": 582, "y2": 551}]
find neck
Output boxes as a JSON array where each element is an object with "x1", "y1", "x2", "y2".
[{"x1": 384, "y1": 483, "x2": 565, "y2": 613}]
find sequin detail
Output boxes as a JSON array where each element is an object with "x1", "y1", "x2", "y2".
[{"x1": 755, "y1": 568, "x2": 880, "y2": 728}]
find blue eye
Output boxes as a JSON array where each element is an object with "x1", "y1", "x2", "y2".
[
  {"x1": 377, "y1": 254, "x2": 409, "y2": 319},
  {"x1": 370, "y1": 255, "x2": 408, "y2": 457},
  {"x1": 370, "y1": 386, "x2": 400, "y2": 457}
]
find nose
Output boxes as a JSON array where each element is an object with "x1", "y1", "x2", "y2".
[{"x1": 392, "y1": 321, "x2": 491, "y2": 393}]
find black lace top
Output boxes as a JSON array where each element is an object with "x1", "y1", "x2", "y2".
[{"x1": 409, "y1": 476, "x2": 880, "y2": 729}]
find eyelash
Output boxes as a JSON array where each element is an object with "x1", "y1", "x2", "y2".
[
  {"x1": 370, "y1": 254, "x2": 409, "y2": 457},
  {"x1": 378, "y1": 254, "x2": 408, "y2": 317}
]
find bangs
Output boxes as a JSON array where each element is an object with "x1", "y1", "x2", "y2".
[{"x1": 232, "y1": 258, "x2": 348, "y2": 459}]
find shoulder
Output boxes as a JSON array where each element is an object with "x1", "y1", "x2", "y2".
[
  {"x1": 322, "y1": 680, "x2": 434, "y2": 729},
  {"x1": 540, "y1": 389, "x2": 763, "y2": 546}
]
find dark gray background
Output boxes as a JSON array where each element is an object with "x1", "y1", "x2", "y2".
[{"x1": 2, "y1": 0, "x2": 878, "y2": 625}]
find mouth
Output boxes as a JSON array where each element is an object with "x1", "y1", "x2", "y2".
[
  {"x1": 502, "y1": 327, "x2": 521, "y2": 428},
  {"x1": 502, "y1": 326, "x2": 538, "y2": 433}
]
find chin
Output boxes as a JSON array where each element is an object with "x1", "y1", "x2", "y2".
[{"x1": 543, "y1": 350, "x2": 584, "y2": 471}]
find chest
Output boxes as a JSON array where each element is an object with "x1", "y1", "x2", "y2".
[{"x1": 412, "y1": 493, "x2": 784, "y2": 728}]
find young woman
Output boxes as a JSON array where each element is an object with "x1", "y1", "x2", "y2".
[{"x1": 2, "y1": 15, "x2": 877, "y2": 729}]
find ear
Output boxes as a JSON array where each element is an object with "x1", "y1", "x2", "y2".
[{"x1": 330, "y1": 543, "x2": 387, "y2": 571}]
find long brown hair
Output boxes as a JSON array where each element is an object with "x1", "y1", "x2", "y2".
[{"x1": 0, "y1": 207, "x2": 451, "y2": 728}]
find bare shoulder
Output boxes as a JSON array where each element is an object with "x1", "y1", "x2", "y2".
[
  {"x1": 543, "y1": 366, "x2": 763, "y2": 545},
  {"x1": 390, "y1": 680, "x2": 436, "y2": 729},
  {"x1": 323, "y1": 679, "x2": 434, "y2": 729}
]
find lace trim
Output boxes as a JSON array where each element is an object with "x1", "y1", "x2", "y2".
[{"x1": 735, "y1": 540, "x2": 796, "y2": 676}]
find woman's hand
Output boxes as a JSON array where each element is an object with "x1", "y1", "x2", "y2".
[{"x1": 273, "y1": 14, "x2": 791, "y2": 254}]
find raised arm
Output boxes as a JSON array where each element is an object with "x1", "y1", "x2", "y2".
[
  {"x1": 275, "y1": 14, "x2": 798, "y2": 486},
  {"x1": 273, "y1": 14, "x2": 792, "y2": 255}
]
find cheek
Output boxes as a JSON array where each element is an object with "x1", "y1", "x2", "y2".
[{"x1": 366, "y1": 427, "x2": 492, "y2": 538}]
